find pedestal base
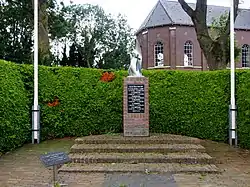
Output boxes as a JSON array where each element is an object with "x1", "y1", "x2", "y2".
[{"x1": 123, "y1": 77, "x2": 149, "y2": 137}]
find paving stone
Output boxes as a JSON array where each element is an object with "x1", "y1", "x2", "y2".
[
  {"x1": 1, "y1": 136, "x2": 250, "y2": 186},
  {"x1": 103, "y1": 173, "x2": 177, "y2": 187}
]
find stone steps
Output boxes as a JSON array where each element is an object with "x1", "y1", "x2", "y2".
[
  {"x1": 60, "y1": 134, "x2": 219, "y2": 174},
  {"x1": 69, "y1": 152, "x2": 215, "y2": 164},
  {"x1": 70, "y1": 143, "x2": 206, "y2": 153},
  {"x1": 75, "y1": 134, "x2": 201, "y2": 144},
  {"x1": 58, "y1": 163, "x2": 220, "y2": 174}
]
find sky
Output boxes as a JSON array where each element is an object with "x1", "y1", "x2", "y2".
[{"x1": 61, "y1": 0, "x2": 250, "y2": 30}]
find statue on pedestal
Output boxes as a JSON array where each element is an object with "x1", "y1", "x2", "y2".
[{"x1": 124, "y1": 38, "x2": 149, "y2": 137}]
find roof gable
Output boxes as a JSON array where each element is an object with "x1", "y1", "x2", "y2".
[
  {"x1": 137, "y1": 0, "x2": 250, "y2": 33},
  {"x1": 139, "y1": 1, "x2": 173, "y2": 31}
]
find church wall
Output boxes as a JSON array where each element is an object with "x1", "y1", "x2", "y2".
[
  {"x1": 137, "y1": 27, "x2": 170, "y2": 69},
  {"x1": 175, "y1": 26, "x2": 203, "y2": 69},
  {"x1": 137, "y1": 31, "x2": 149, "y2": 69},
  {"x1": 235, "y1": 30, "x2": 250, "y2": 68},
  {"x1": 137, "y1": 25, "x2": 250, "y2": 70}
]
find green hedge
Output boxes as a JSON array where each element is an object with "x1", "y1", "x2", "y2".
[
  {"x1": 0, "y1": 60, "x2": 29, "y2": 154},
  {"x1": 1, "y1": 60, "x2": 250, "y2": 153},
  {"x1": 236, "y1": 71, "x2": 250, "y2": 148},
  {"x1": 19, "y1": 66, "x2": 134, "y2": 139},
  {"x1": 36, "y1": 67, "x2": 126, "y2": 139},
  {"x1": 145, "y1": 70, "x2": 230, "y2": 142}
]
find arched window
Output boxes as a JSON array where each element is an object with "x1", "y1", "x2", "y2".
[
  {"x1": 154, "y1": 41, "x2": 164, "y2": 67},
  {"x1": 242, "y1": 44, "x2": 250, "y2": 68},
  {"x1": 184, "y1": 41, "x2": 193, "y2": 66}
]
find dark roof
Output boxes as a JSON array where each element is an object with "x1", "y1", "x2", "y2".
[{"x1": 137, "y1": 0, "x2": 250, "y2": 34}]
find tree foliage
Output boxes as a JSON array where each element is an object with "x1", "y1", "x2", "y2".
[
  {"x1": 0, "y1": 0, "x2": 33, "y2": 64},
  {"x1": 210, "y1": 12, "x2": 241, "y2": 63},
  {"x1": 0, "y1": 1, "x2": 134, "y2": 69},
  {"x1": 58, "y1": 4, "x2": 134, "y2": 69}
]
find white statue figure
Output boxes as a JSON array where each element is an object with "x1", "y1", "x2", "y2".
[
  {"x1": 128, "y1": 38, "x2": 143, "y2": 77},
  {"x1": 157, "y1": 53, "x2": 164, "y2": 66},
  {"x1": 184, "y1": 53, "x2": 189, "y2": 66}
]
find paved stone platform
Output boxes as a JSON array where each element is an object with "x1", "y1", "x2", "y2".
[{"x1": 0, "y1": 136, "x2": 250, "y2": 186}]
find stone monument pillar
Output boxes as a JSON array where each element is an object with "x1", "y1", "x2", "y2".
[{"x1": 123, "y1": 39, "x2": 149, "y2": 137}]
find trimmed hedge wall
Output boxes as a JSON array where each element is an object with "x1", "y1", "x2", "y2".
[
  {"x1": 236, "y1": 71, "x2": 250, "y2": 148},
  {"x1": 1, "y1": 60, "x2": 250, "y2": 153},
  {"x1": 0, "y1": 60, "x2": 29, "y2": 154},
  {"x1": 24, "y1": 66, "x2": 127, "y2": 139},
  {"x1": 146, "y1": 70, "x2": 230, "y2": 142}
]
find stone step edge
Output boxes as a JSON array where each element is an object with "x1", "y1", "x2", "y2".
[
  {"x1": 75, "y1": 133, "x2": 201, "y2": 141},
  {"x1": 70, "y1": 144, "x2": 206, "y2": 153},
  {"x1": 68, "y1": 153, "x2": 216, "y2": 164},
  {"x1": 58, "y1": 163, "x2": 221, "y2": 174},
  {"x1": 75, "y1": 139, "x2": 201, "y2": 144}
]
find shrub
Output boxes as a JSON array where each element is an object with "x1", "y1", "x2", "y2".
[
  {"x1": 1, "y1": 60, "x2": 250, "y2": 151},
  {"x1": 0, "y1": 60, "x2": 30, "y2": 153},
  {"x1": 236, "y1": 70, "x2": 250, "y2": 148},
  {"x1": 144, "y1": 70, "x2": 231, "y2": 142},
  {"x1": 37, "y1": 67, "x2": 126, "y2": 139},
  {"x1": 18, "y1": 65, "x2": 127, "y2": 140}
]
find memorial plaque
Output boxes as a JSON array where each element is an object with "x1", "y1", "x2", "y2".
[
  {"x1": 40, "y1": 152, "x2": 71, "y2": 167},
  {"x1": 127, "y1": 84, "x2": 145, "y2": 113}
]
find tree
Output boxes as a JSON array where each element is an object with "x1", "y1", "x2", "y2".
[
  {"x1": 98, "y1": 14, "x2": 134, "y2": 70},
  {"x1": 48, "y1": 1, "x2": 73, "y2": 66},
  {"x1": 60, "y1": 44, "x2": 68, "y2": 66},
  {"x1": 210, "y1": 12, "x2": 241, "y2": 64},
  {"x1": 60, "y1": 4, "x2": 134, "y2": 69},
  {"x1": 0, "y1": 0, "x2": 33, "y2": 64},
  {"x1": 36, "y1": 0, "x2": 55, "y2": 66},
  {"x1": 0, "y1": 1, "x2": 133, "y2": 69},
  {"x1": 68, "y1": 43, "x2": 77, "y2": 66},
  {"x1": 0, "y1": 0, "x2": 57, "y2": 65},
  {"x1": 178, "y1": 0, "x2": 240, "y2": 70}
]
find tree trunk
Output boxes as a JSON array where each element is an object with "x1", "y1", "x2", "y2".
[
  {"x1": 198, "y1": 37, "x2": 228, "y2": 70},
  {"x1": 178, "y1": 0, "x2": 239, "y2": 70},
  {"x1": 31, "y1": 0, "x2": 51, "y2": 65},
  {"x1": 39, "y1": 0, "x2": 51, "y2": 65}
]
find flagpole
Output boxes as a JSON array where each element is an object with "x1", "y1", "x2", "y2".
[
  {"x1": 32, "y1": 0, "x2": 40, "y2": 144},
  {"x1": 229, "y1": 0, "x2": 237, "y2": 147}
]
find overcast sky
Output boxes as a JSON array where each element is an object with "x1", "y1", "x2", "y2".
[{"x1": 62, "y1": 0, "x2": 250, "y2": 30}]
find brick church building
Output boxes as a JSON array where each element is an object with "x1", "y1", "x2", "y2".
[{"x1": 136, "y1": 0, "x2": 250, "y2": 71}]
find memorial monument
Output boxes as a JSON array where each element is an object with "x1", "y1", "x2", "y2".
[{"x1": 123, "y1": 39, "x2": 149, "y2": 137}]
